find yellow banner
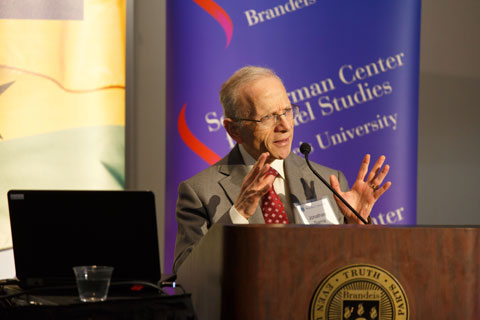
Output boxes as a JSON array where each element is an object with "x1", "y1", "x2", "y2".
[{"x1": 0, "y1": 0, "x2": 126, "y2": 249}]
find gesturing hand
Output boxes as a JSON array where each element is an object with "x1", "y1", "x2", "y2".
[
  {"x1": 234, "y1": 152, "x2": 276, "y2": 219},
  {"x1": 330, "y1": 154, "x2": 391, "y2": 224}
]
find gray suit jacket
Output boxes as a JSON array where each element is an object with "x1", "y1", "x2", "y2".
[{"x1": 173, "y1": 145, "x2": 349, "y2": 273}]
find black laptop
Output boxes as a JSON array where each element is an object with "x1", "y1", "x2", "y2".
[{"x1": 7, "y1": 190, "x2": 161, "y2": 292}]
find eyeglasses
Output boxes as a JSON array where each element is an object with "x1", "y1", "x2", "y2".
[{"x1": 233, "y1": 104, "x2": 299, "y2": 128}]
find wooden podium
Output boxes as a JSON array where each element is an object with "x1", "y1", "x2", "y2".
[{"x1": 176, "y1": 224, "x2": 480, "y2": 319}]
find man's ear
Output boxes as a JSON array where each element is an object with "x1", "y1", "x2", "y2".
[{"x1": 224, "y1": 118, "x2": 243, "y2": 144}]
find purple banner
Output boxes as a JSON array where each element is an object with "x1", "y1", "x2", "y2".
[{"x1": 166, "y1": 0, "x2": 421, "y2": 271}]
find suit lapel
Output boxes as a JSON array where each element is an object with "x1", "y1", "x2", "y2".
[
  {"x1": 218, "y1": 145, "x2": 265, "y2": 223},
  {"x1": 285, "y1": 153, "x2": 319, "y2": 206},
  {"x1": 285, "y1": 153, "x2": 347, "y2": 224}
]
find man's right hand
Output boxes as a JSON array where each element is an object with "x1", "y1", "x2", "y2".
[{"x1": 234, "y1": 152, "x2": 276, "y2": 219}]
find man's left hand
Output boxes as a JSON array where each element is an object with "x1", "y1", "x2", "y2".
[{"x1": 330, "y1": 154, "x2": 391, "y2": 224}]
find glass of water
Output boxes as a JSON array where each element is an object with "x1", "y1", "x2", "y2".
[{"x1": 73, "y1": 266, "x2": 114, "y2": 302}]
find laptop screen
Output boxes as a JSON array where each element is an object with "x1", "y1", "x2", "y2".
[{"x1": 7, "y1": 190, "x2": 161, "y2": 287}]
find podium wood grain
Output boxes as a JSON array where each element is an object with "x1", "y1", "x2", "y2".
[{"x1": 176, "y1": 225, "x2": 480, "y2": 320}]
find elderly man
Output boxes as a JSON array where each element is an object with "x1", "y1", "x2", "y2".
[{"x1": 173, "y1": 66, "x2": 391, "y2": 273}]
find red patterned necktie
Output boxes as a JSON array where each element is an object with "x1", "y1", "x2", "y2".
[{"x1": 261, "y1": 168, "x2": 289, "y2": 224}]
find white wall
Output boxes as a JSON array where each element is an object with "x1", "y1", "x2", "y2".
[
  {"x1": 127, "y1": 0, "x2": 167, "y2": 266},
  {"x1": 417, "y1": 0, "x2": 480, "y2": 224},
  {"x1": 0, "y1": 249, "x2": 15, "y2": 279}
]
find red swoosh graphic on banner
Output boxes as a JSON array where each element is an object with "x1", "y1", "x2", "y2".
[
  {"x1": 178, "y1": 103, "x2": 221, "y2": 165},
  {"x1": 193, "y1": 0, "x2": 233, "y2": 47}
]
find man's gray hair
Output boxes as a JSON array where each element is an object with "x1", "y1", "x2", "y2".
[{"x1": 219, "y1": 66, "x2": 282, "y2": 119}]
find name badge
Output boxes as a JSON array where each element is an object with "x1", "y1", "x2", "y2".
[{"x1": 294, "y1": 197, "x2": 341, "y2": 225}]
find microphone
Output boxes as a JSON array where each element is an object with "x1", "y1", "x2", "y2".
[{"x1": 300, "y1": 142, "x2": 368, "y2": 224}]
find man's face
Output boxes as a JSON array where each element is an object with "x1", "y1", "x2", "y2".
[{"x1": 236, "y1": 76, "x2": 294, "y2": 163}]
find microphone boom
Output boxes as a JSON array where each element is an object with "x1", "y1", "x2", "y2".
[{"x1": 299, "y1": 143, "x2": 368, "y2": 224}]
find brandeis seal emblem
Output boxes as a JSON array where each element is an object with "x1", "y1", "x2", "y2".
[{"x1": 310, "y1": 264, "x2": 409, "y2": 320}]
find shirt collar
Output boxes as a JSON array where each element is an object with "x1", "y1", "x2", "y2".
[{"x1": 238, "y1": 144, "x2": 285, "y2": 179}]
